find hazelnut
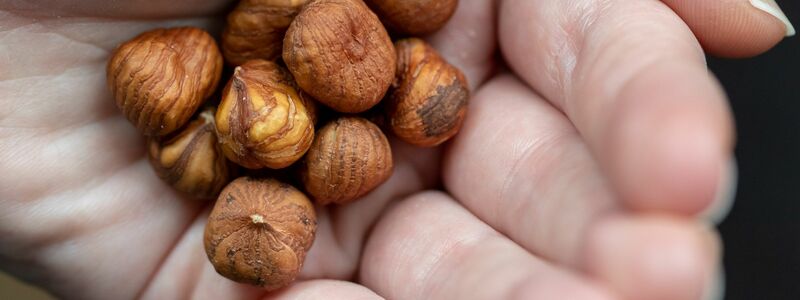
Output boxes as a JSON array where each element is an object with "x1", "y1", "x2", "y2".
[
  {"x1": 300, "y1": 117, "x2": 393, "y2": 205},
  {"x1": 296, "y1": 84, "x2": 319, "y2": 126},
  {"x1": 107, "y1": 27, "x2": 223, "y2": 136},
  {"x1": 283, "y1": 0, "x2": 396, "y2": 113},
  {"x1": 147, "y1": 107, "x2": 232, "y2": 199},
  {"x1": 204, "y1": 177, "x2": 316, "y2": 290},
  {"x1": 222, "y1": 0, "x2": 308, "y2": 65},
  {"x1": 216, "y1": 60, "x2": 315, "y2": 169},
  {"x1": 385, "y1": 38, "x2": 468, "y2": 147},
  {"x1": 365, "y1": 0, "x2": 458, "y2": 35}
]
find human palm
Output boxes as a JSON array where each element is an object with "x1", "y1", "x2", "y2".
[{"x1": 0, "y1": 0, "x2": 791, "y2": 299}]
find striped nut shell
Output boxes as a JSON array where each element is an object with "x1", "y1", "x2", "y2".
[
  {"x1": 147, "y1": 107, "x2": 232, "y2": 199},
  {"x1": 107, "y1": 27, "x2": 223, "y2": 136},
  {"x1": 364, "y1": 0, "x2": 458, "y2": 35},
  {"x1": 222, "y1": 0, "x2": 308, "y2": 65},
  {"x1": 204, "y1": 177, "x2": 316, "y2": 290},
  {"x1": 385, "y1": 38, "x2": 468, "y2": 147},
  {"x1": 283, "y1": 0, "x2": 396, "y2": 113},
  {"x1": 300, "y1": 117, "x2": 393, "y2": 205},
  {"x1": 216, "y1": 60, "x2": 315, "y2": 169}
]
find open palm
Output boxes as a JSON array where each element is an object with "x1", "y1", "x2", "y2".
[{"x1": 0, "y1": 0, "x2": 791, "y2": 299}]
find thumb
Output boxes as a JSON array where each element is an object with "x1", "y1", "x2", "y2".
[{"x1": 662, "y1": 0, "x2": 795, "y2": 57}]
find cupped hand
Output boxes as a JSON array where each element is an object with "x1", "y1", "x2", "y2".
[{"x1": 0, "y1": 0, "x2": 791, "y2": 299}]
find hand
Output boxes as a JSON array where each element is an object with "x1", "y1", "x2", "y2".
[{"x1": 0, "y1": 0, "x2": 791, "y2": 299}]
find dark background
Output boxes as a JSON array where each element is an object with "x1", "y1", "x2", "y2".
[{"x1": 712, "y1": 2, "x2": 799, "y2": 299}]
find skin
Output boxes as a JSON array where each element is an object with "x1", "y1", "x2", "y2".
[{"x1": 0, "y1": 0, "x2": 789, "y2": 299}]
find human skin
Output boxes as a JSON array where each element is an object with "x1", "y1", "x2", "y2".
[{"x1": 0, "y1": 0, "x2": 791, "y2": 299}]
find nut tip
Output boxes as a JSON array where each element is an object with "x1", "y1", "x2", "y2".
[{"x1": 250, "y1": 214, "x2": 266, "y2": 224}]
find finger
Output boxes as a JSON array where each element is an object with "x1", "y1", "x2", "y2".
[
  {"x1": 265, "y1": 280, "x2": 383, "y2": 300},
  {"x1": 360, "y1": 191, "x2": 616, "y2": 300},
  {"x1": 425, "y1": 0, "x2": 498, "y2": 89},
  {"x1": 443, "y1": 75, "x2": 719, "y2": 299},
  {"x1": 661, "y1": 0, "x2": 795, "y2": 57},
  {"x1": 585, "y1": 216, "x2": 720, "y2": 300},
  {"x1": 500, "y1": 0, "x2": 735, "y2": 214}
]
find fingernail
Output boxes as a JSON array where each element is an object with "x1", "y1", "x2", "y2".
[
  {"x1": 701, "y1": 158, "x2": 738, "y2": 224},
  {"x1": 749, "y1": 0, "x2": 796, "y2": 37},
  {"x1": 702, "y1": 267, "x2": 726, "y2": 300}
]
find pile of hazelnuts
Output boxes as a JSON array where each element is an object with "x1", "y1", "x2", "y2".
[{"x1": 106, "y1": 0, "x2": 466, "y2": 290}]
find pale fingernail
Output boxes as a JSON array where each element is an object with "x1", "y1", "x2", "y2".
[
  {"x1": 700, "y1": 158, "x2": 738, "y2": 224},
  {"x1": 702, "y1": 267, "x2": 726, "y2": 300},
  {"x1": 749, "y1": 0, "x2": 796, "y2": 37}
]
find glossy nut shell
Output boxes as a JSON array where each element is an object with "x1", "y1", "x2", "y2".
[
  {"x1": 107, "y1": 27, "x2": 223, "y2": 136},
  {"x1": 216, "y1": 60, "x2": 315, "y2": 169}
]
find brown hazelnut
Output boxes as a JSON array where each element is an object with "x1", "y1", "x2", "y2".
[
  {"x1": 216, "y1": 60, "x2": 315, "y2": 169},
  {"x1": 296, "y1": 84, "x2": 319, "y2": 126},
  {"x1": 147, "y1": 107, "x2": 232, "y2": 199},
  {"x1": 365, "y1": 0, "x2": 458, "y2": 35},
  {"x1": 107, "y1": 27, "x2": 223, "y2": 136},
  {"x1": 222, "y1": 0, "x2": 308, "y2": 65},
  {"x1": 300, "y1": 117, "x2": 393, "y2": 205},
  {"x1": 385, "y1": 38, "x2": 468, "y2": 147},
  {"x1": 283, "y1": 0, "x2": 396, "y2": 113},
  {"x1": 204, "y1": 177, "x2": 316, "y2": 290}
]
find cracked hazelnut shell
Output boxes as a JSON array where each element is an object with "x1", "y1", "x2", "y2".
[{"x1": 204, "y1": 177, "x2": 316, "y2": 290}]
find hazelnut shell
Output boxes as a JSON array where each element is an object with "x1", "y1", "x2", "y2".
[
  {"x1": 216, "y1": 60, "x2": 315, "y2": 170},
  {"x1": 204, "y1": 177, "x2": 316, "y2": 290},
  {"x1": 300, "y1": 117, "x2": 393, "y2": 205},
  {"x1": 283, "y1": 0, "x2": 396, "y2": 113},
  {"x1": 222, "y1": 0, "x2": 308, "y2": 65},
  {"x1": 365, "y1": 0, "x2": 458, "y2": 35},
  {"x1": 107, "y1": 27, "x2": 223, "y2": 136},
  {"x1": 386, "y1": 38, "x2": 469, "y2": 147},
  {"x1": 147, "y1": 107, "x2": 232, "y2": 199}
]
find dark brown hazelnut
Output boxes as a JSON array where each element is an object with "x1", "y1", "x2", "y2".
[
  {"x1": 385, "y1": 38, "x2": 468, "y2": 147},
  {"x1": 222, "y1": 0, "x2": 309, "y2": 65},
  {"x1": 204, "y1": 177, "x2": 316, "y2": 290},
  {"x1": 107, "y1": 27, "x2": 223, "y2": 136},
  {"x1": 147, "y1": 107, "x2": 232, "y2": 199},
  {"x1": 365, "y1": 0, "x2": 458, "y2": 35},
  {"x1": 283, "y1": 0, "x2": 396, "y2": 113},
  {"x1": 300, "y1": 117, "x2": 393, "y2": 205},
  {"x1": 216, "y1": 60, "x2": 315, "y2": 169}
]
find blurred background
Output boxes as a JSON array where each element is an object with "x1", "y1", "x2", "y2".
[
  {"x1": 1, "y1": 3, "x2": 798, "y2": 300},
  {"x1": 714, "y1": 2, "x2": 799, "y2": 299}
]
